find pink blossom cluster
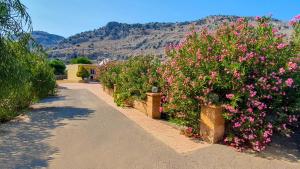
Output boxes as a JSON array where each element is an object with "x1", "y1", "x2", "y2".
[
  {"x1": 289, "y1": 14, "x2": 300, "y2": 26},
  {"x1": 159, "y1": 16, "x2": 300, "y2": 152}
]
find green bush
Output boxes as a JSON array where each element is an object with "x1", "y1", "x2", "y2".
[
  {"x1": 114, "y1": 56, "x2": 161, "y2": 106},
  {"x1": 0, "y1": 36, "x2": 56, "y2": 122},
  {"x1": 76, "y1": 65, "x2": 90, "y2": 80},
  {"x1": 71, "y1": 56, "x2": 92, "y2": 64},
  {"x1": 99, "y1": 61, "x2": 123, "y2": 88},
  {"x1": 0, "y1": 0, "x2": 55, "y2": 122},
  {"x1": 49, "y1": 59, "x2": 66, "y2": 75}
]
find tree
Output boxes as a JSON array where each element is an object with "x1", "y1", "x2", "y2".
[
  {"x1": 76, "y1": 66, "x2": 90, "y2": 80},
  {"x1": 0, "y1": 0, "x2": 55, "y2": 121},
  {"x1": 70, "y1": 56, "x2": 92, "y2": 64},
  {"x1": 0, "y1": 0, "x2": 32, "y2": 37},
  {"x1": 49, "y1": 59, "x2": 66, "y2": 75}
]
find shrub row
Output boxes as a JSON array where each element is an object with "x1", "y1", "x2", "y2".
[
  {"x1": 99, "y1": 16, "x2": 300, "y2": 151},
  {"x1": 99, "y1": 56, "x2": 161, "y2": 106}
]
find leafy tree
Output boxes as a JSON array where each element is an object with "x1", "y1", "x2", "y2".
[
  {"x1": 0, "y1": 0, "x2": 31, "y2": 37},
  {"x1": 49, "y1": 59, "x2": 66, "y2": 75},
  {"x1": 0, "y1": 0, "x2": 55, "y2": 122},
  {"x1": 76, "y1": 66, "x2": 90, "y2": 80},
  {"x1": 71, "y1": 56, "x2": 92, "y2": 64}
]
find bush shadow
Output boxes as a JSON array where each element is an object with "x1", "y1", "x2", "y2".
[
  {"x1": 248, "y1": 131, "x2": 300, "y2": 163},
  {"x1": 0, "y1": 106, "x2": 94, "y2": 169}
]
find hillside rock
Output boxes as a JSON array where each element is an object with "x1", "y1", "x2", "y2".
[
  {"x1": 32, "y1": 31, "x2": 65, "y2": 48},
  {"x1": 45, "y1": 15, "x2": 292, "y2": 61}
]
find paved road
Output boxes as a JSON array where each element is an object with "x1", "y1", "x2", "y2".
[{"x1": 0, "y1": 87, "x2": 299, "y2": 169}]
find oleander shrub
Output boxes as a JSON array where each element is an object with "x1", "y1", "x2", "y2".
[
  {"x1": 159, "y1": 16, "x2": 300, "y2": 151},
  {"x1": 290, "y1": 15, "x2": 300, "y2": 52},
  {"x1": 114, "y1": 56, "x2": 161, "y2": 106},
  {"x1": 99, "y1": 61, "x2": 123, "y2": 89}
]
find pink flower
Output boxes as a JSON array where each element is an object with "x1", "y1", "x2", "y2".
[
  {"x1": 258, "y1": 103, "x2": 267, "y2": 110},
  {"x1": 224, "y1": 105, "x2": 238, "y2": 113},
  {"x1": 233, "y1": 70, "x2": 241, "y2": 79},
  {"x1": 226, "y1": 94, "x2": 235, "y2": 100},
  {"x1": 272, "y1": 28, "x2": 278, "y2": 33},
  {"x1": 159, "y1": 107, "x2": 163, "y2": 113},
  {"x1": 267, "y1": 123, "x2": 273, "y2": 129},
  {"x1": 249, "y1": 117, "x2": 255, "y2": 123},
  {"x1": 238, "y1": 44, "x2": 247, "y2": 53},
  {"x1": 260, "y1": 56, "x2": 266, "y2": 62},
  {"x1": 167, "y1": 77, "x2": 173, "y2": 85},
  {"x1": 279, "y1": 67, "x2": 285, "y2": 74},
  {"x1": 196, "y1": 49, "x2": 202, "y2": 60},
  {"x1": 255, "y1": 16, "x2": 261, "y2": 20},
  {"x1": 248, "y1": 134, "x2": 255, "y2": 140},
  {"x1": 295, "y1": 14, "x2": 300, "y2": 20},
  {"x1": 285, "y1": 78, "x2": 294, "y2": 87},
  {"x1": 186, "y1": 127, "x2": 193, "y2": 133},
  {"x1": 282, "y1": 124, "x2": 287, "y2": 130},
  {"x1": 289, "y1": 19, "x2": 297, "y2": 26},
  {"x1": 250, "y1": 90, "x2": 257, "y2": 97},
  {"x1": 247, "y1": 108, "x2": 253, "y2": 113},
  {"x1": 210, "y1": 71, "x2": 217, "y2": 80},
  {"x1": 234, "y1": 31, "x2": 239, "y2": 36},
  {"x1": 277, "y1": 43, "x2": 287, "y2": 49},
  {"x1": 234, "y1": 122, "x2": 241, "y2": 128},
  {"x1": 288, "y1": 62, "x2": 297, "y2": 71},
  {"x1": 237, "y1": 18, "x2": 245, "y2": 22}
]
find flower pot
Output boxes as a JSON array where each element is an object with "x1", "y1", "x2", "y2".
[{"x1": 200, "y1": 104, "x2": 225, "y2": 143}]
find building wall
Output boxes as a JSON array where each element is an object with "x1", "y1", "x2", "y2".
[{"x1": 66, "y1": 64, "x2": 100, "y2": 82}]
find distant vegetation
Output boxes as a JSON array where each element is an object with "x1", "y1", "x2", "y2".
[
  {"x1": 76, "y1": 66, "x2": 90, "y2": 80},
  {"x1": 0, "y1": 0, "x2": 56, "y2": 122},
  {"x1": 49, "y1": 59, "x2": 66, "y2": 75},
  {"x1": 70, "y1": 56, "x2": 92, "y2": 64}
]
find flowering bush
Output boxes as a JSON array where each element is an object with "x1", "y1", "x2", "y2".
[
  {"x1": 159, "y1": 16, "x2": 300, "y2": 151},
  {"x1": 114, "y1": 56, "x2": 161, "y2": 106},
  {"x1": 291, "y1": 15, "x2": 300, "y2": 55},
  {"x1": 99, "y1": 61, "x2": 123, "y2": 88}
]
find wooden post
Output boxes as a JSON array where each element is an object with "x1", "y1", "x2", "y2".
[
  {"x1": 200, "y1": 105, "x2": 225, "y2": 143},
  {"x1": 146, "y1": 93, "x2": 161, "y2": 119}
]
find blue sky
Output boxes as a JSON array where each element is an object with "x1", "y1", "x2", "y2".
[{"x1": 22, "y1": 0, "x2": 300, "y2": 37}]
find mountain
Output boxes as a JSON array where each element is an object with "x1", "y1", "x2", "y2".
[
  {"x1": 45, "y1": 15, "x2": 292, "y2": 61},
  {"x1": 32, "y1": 31, "x2": 65, "y2": 48}
]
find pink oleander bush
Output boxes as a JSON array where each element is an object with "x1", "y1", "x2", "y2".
[{"x1": 159, "y1": 16, "x2": 300, "y2": 151}]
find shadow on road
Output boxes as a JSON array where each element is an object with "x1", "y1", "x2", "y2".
[
  {"x1": 39, "y1": 96, "x2": 66, "y2": 104},
  {"x1": 0, "y1": 106, "x2": 94, "y2": 169},
  {"x1": 247, "y1": 130, "x2": 300, "y2": 163}
]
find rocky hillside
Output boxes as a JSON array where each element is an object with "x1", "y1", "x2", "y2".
[
  {"x1": 46, "y1": 15, "x2": 292, "y2": 61},
  {"x1": 32, "y1": 31, "x2": 65, "y2": 48}
]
